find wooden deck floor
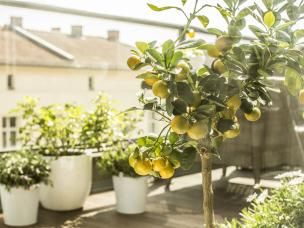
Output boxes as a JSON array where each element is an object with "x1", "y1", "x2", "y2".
[{"x1": 0, "y1": 170, "x2": 248, "y2": 228}]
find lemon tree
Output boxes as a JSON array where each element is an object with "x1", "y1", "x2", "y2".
[{"x1": 127, "y1": 0, "x2": 304, "y2": 227}]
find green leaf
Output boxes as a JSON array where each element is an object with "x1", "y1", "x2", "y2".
[
  {"x1": 275, "y1": 21, "x2": 295, "y2": 30},
  {"x1": 177, "y1": 39, "x2": 205, "y2": 49},
  {"x1": 257, "y1": 69, "x2": 269, "y2": 78},
  {"x1": 135, "y1": 41, "x2": 149, "y2": 53},
  {"x1": 287, "y1": 4, "x2": 299, "y2": 20},
  {"x1": 146, "y1": 48, "x2": 164, "y2": 64},
  {"x1": 196, "y1": 104, "x2": 216, "y2": 116},
  {"x1": 262, "y1": 0, "x2": 273, "y2": 9},
  {"x1": 249, "y1": 25, "x2": 266, "y2": 38},
  {"x1": 175, "y1": 147, "x2": 197, "y2": 170},
  {"x1": 168, "y1": 132, "x2": 179, "y2": 144},
  {"x1": 197, "y1": 15, "x2": 209, "y2": 28},
  {"x1": 147, "y1": 3, "x2": 178, "y2": 12},
  {"x1": 176, "y1": 82, "x2": 194, "y2": 105},
  {"x1": 294, "y1": 29, "x2": 304, "y2": 41},
  {"x1": 237, "y1": 6, "x2": 257, "y2": 19},
  {"x1": 137, "y1": 137, "x2": 146, "y2": 146},
  {"x1": 217, "y1": 119, "x2": 235, "y2": 132},
  {"x1": 211, "y1": 135, "x2": 224, "y2": 149},
  {"x1": 206, "y1": 28, "x2": 224, "y2": 36},
  {"x1": 172, "y1": 99, "x2": 188, "y2": 115},
  {"x1": 162, "y1": 40, "x2": 175, "y2": 67},
  {"x1": 170, "y1": 51, "x2": 183, "y2": 67},
  {"x1": 284, "y1": 67, "x2": 302, "y2": 96},
  {"x1": 196, "y1": 67, "x2": 208, "y2": 76},
  {"x1": 216, "y1": 6, "x2": 231, "y2": 17},
  {"x1": 162, "y1": 39, "x2": 175, "y2": 54},
  {"x1": 136, "y1": 72, "x2": 157, "y2": 79},
  {"x1": 222, "y1": 0, "x2": 233, "y2": 8},
  {"x1": 181, "y1": 0, "x2": 187, "y2": 5}
]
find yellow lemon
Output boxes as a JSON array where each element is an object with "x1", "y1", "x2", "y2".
[
  {"x1": 152, "y1": 157, "x2": 167, "y2": 172},
  {"x1": 171, "y1": 116, "x2": 190, "y2": 135},
  {"x1": 212, "y1": 59, "x2": 227, "y2": 75},
  {"x1": 207, "y1": 46, "x2": 221, "y2": 58},
  {"x1": 127, "y1": 55, "x2": 141, "y2": 70},
  {"x1": 144, "y1": 77, "x2": 159, "y2": 86},
  {"x1": 215, "y1": 36, "x2": 233, "y2": 52},
  {"x1": 263, "y1": 11, "x2": 276, "y2": 28},
  {"x1": 227, "y1": 95, "x2": 241, "y2": 110},
  {"x1": 224, "y1": 124, "x2": 240, "y2": 139},
  {"x1": 191, "y1": 91, "x2": 202, "y2": 108},
  {"x1": 244, "y1": 107, "x2": 261, "y2": 122},
  {"x1": 187, "y1": 121, "x2": 209, "y2": 140},
  {"x1": 176, "y1": 61, "x2": 190, "y2": 81},
  {"x1": 134, "y1": 159, "x2": 152, "y2": 176},
  {"x1": 152, "y1": 80, "x2": 170, "y2": 99},
  {"x1": 159, "y1": 164, "x2": 175, "y2": 179}
]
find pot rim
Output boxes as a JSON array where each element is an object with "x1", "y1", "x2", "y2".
[
  {"x1": 0, "y1": 184, "x2": 40, "y2": 191},
  {"x1": 113, "y1": 173, "x2": 148, "y2": 179},
  {"x1": 43, "y1": 153, "x2": 92, "y2": 159}
]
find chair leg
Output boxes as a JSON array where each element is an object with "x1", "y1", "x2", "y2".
[
  {"x1": 165, "y1": 178, "x2": 172, "y2": 192},
  {"x1": 222, "y1": 167, "x2": 227, "y2": 178}
]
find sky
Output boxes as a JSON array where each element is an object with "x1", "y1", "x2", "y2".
[
  {"x1": 0, "y1": 0, "x2": 301, "y2": 46},
  {"x1": 0, "y1": 0, "x2": 228, "y2": 45}
]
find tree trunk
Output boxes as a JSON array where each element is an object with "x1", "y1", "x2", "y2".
[{"x1": 200, "y1": 152, "x2": 215, "y2": 228}]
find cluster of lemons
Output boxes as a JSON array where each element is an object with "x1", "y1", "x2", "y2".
[
  {"x1": 129, "y1": 154, "x2": 178, "y2": 179},
  {"x1": 127, "y1": 30, "x2": 263, "y2": 178},
  {"x1": 204, "y1": 35, "x2": 262, "y2": 124}
]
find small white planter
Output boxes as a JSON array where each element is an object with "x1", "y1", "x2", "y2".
[
  {"x1": 40, "y1": 154, "x2": 92, "y2": 211},
  {"x1": 113, "y1": 174, "x2": 148, "y2": 214},
  {"x1": 0, "y1": 185, "x2": 39, "y2": 226}
]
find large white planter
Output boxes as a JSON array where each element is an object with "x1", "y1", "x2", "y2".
[
  {"x1": 40, "y1": 154, "x2": 92, "y2": 211},
  {"x1": 0, "y1": 185, "x2": 39, "y2": 226},
  {"x1": 113, "y1": 174, "x2": 148, "y2": 214}
]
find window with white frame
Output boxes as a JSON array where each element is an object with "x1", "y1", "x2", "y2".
[
  {"x1": 1, "y1": 116, "x2": 18, "y2": 149},
  {"x1": 7, "y1": 74, "x2": 15, "y2": 90}
]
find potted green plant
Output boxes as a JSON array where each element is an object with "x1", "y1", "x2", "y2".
[
  {"x1": 227, "y1": 171, "x2": 304, "y2": 227},
  {"x1": 0, "y1": 151, "x2": 50, "y2": 226},
  {"x1": 99, "y1": 111, "x2": 146, "y2": 214},
  {"x1": 14, "y1": 97, "x2": 92, "y2": 211},
  {"x1": 99, "y1": 142, "x2": 148, "y2": 214},
  {"x1": 127, "y1": 0, "x2": 304, "y2": 227}
]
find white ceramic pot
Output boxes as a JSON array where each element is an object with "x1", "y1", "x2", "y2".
[
  {"x1": 40, "y1": 154, "x2": 92, "y2": 211},
  {"x1": 0, "y1": 185, "x2": 39, "y2": 226},
  {"x1": 113, "y1": 174, "x2": 148, "y2": 214}
]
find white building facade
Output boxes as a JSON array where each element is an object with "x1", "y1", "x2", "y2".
[{"x1": 0, "y1": 17, "x2": 146, "y2": 149}]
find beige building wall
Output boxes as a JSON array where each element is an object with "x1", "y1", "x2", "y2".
[
  {"x1": 0, "y1": 65, "x2": 153, "y2": 149},
  {"x1": 0, "y1": 66, "x2": 141, "y2": 111}
]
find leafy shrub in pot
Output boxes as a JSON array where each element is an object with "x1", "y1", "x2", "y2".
[
  {"x1": 226, "y1": 171, "x2": 304, "y2": 227},
  {"x1": 99, "y1": 142, "x2": 148, "y2": 214},
  {"x1": 0, "y1": 151, "x2": 50, "y2": 226}
]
